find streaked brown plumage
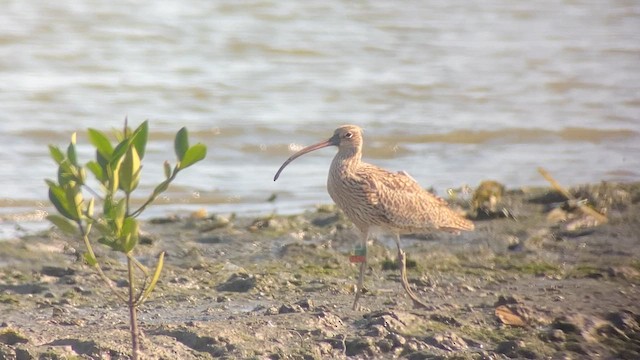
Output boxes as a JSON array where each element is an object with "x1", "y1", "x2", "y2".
[{"x1": 274, "y1": 125, "x2": 474, "y2": 309}]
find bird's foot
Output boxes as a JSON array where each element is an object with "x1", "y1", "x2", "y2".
[{"x1": 397, "y1": 249, "x2": 430, "y2": 309}]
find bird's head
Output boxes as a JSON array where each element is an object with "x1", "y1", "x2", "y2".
[
  {"x1": 330, "y1": 125, "x2": 363, "y2": 151},
  {"x1": 273, "y1": 124, "x2": 363, "y2": 181}
]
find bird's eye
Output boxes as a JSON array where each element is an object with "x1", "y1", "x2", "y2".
[{"x1": 344, "y1": 132, "x2": 353, "y2": 139}]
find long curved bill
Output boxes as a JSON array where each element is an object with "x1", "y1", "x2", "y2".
[{"x1": 273, "y1": 137, "x2": 337, "y2": 181}]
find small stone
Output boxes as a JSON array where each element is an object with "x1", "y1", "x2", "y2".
[
  {"x1": 216, "y1": 273, "x2": 256, "y2": 293},
  {"x1": 295, "y1": 298, "x2": 314, "y2": 311},
  {"x1": 41, "y1": 266, "x2": 75, "y2": 277},
  {"x1": 316, "y1": 311, "x2": 344, "y2": 329},
  {"x1": 264, "y1": 306, "x2": 279, "y2": 316},
  {"x1": 366, "y1": 325, "x2": 389, "y2": 337},
  {"x1": 387, "y1": 333, "x2": 406, "y2": 347},
  {"x1": 345, "y1": 337, "x2": 376, "y2": 357},
  {"x1": 430, "y1": 313, "x2": 462, "y2": 327},
  {"x1": 496, "y1": 340, "x2": 523, "y2": 356},
  {"x1": 190, "y1": 208, "x2": 208, "y2": 219},
  {"x1": 426, "y1": 332, "x2": 468, "y2": 351},
  {"x1": 547, "y1": 329, "x2": 566, "y2": 342},
  {"x1": 278, "y1": 303, "x2": 304, "y2": 314},
  {"x1": 376, "y1": 338, "x2": 394, "y2": 352},
  {"x1": 495, "y1": 294, "x2": 524, "y2": 306}
]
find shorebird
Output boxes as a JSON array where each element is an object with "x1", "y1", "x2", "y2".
[{"x1": 274, "y1": 125, "x2": 474, "y2": 309}]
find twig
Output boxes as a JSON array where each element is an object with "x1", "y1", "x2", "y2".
[{"x1": 537, "y1": 167, "x2": 608, "y2": 223}]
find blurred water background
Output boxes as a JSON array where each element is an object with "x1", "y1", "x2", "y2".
[{"x1": 1, "y1": 0, "x2": 639, "y2": 239}]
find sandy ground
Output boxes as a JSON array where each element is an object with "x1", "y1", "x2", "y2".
[{"x1": 1, "y1": 182, "x2": 639, "y2": 359}]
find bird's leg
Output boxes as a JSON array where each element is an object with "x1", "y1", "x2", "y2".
[
  {"x1": 352, "y1": 229, "x2": 369, "y2": 310},
  {"x1": 394, "y1": 234, "x2": 430, "y2": 309}
]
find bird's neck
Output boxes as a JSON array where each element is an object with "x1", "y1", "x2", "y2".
[{"x1": 332, "y1": 146, "x2": 361, "y2": 172}]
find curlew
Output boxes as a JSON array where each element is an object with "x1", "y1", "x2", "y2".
[{"x1": 274, "y1": 125, "x2": 474, "y2": 310}]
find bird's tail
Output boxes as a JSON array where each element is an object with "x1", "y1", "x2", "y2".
[{"x1": 440, "y1": 214, "x2": 475, "y2": 233}]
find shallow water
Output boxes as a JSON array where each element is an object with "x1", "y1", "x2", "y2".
[{"x1": 1, "y1": 0, "x2": 639, "y2": 239}]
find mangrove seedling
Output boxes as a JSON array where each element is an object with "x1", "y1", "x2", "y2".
[{"x1": 45, "y1": 120, "x2": 207, "y2": 360}]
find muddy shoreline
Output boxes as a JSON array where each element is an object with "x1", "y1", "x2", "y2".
[{"x1": 1, "y1": 182, "x2": 639, "y2": 359}]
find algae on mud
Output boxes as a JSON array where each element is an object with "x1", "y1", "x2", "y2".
[{"x1": 1, "y1": 182, "x2": 640, "y2": 359}]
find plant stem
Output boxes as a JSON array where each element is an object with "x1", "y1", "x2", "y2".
[
  {"x1": 127, "y1": 256, "x2": 140, "y2": 360},
  {"x1": 78, "y1": 222, "x2": 128, "y2": 303},
  {"x1": 130, "y1": 170, "x2": 178, "y2": 217}
]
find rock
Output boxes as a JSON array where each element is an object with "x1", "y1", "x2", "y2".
[
  {"x1": 277, "y1": 298, "x2": 316, "y2": 314},
  {"x1": 264, "y1": 306, "x2": 279, "y2": 316},
  {"x1": 0, "y1": 344, "x2": 16, "y2": 360},
  {"x1": 495, "y1": 294, "x2": 524, "y2": 306},
  {"x1": 149, "y1": 215, "x2": 180, "y2": 224},
  {"x1": 197, "y1": 234, "x2": 230, "y2": 244},
  {"x1": 41, "y1": 266, "x2": 75, "y2": 277},
  {"x1": 216, "y1": 296, "x2": 230, "y2": 303},
  {"x1": 607, "y1": 266, "x2": 640, "y2": 280},
  {"x1": 363, "y1": 310, "x2": 419, "y2": 333},
  {"x1": 425, "y1": 332, "x2": 468, "y2": 351},
  {"x1": 387, "y1": 333, "x2": 407, "y2": 348},
  {"x1": 278, "y1": 303, "x2": 304, "y2": 314},
  {"x1": 606, "y1": 310, "x2": 639, "y2": 333},
  {"x1": 429, "y1": 313, "x2": 462, "y2": 327},
  {"x1": 295, "y1": 298, "x2": 314, "y2": 311},
  {"x1": 198, "y1": 214, "x2": 231, "y2": 232},
  {"x1": 345, "y1": 337, "x2": 377, "y2": 357},
  {"x1": 496, "y1": 339, "x2": 525, "y2": 358},
  {"x1": 546, "y1": 329, "x2": 566, "y2": 342},
  {"x1": 216, "y1": 273, "x2": 256, "y2": 292},
  {"x1": 366, "y1": 325, "x2": 388, "y2": 337},
  {"x1": 0, "y1": 329, "x2": 29, "y2": 345},
  {"x1": 190, "y1": 208, "x2": 208, "y2": 220},
  {"x1": 546, "y1": 207, "x2": 568, "y2": 223},
  {"x1": 552, "y1": 314, "x2": 610, "y2": 343},
  {"x1": 311, "y1": 214, "x2": 340, "y2": 227},
  {"x1": 495, "y1": 305, "x2": 529, "y2": 327},
  {"x1": 315, "y1": 312, "x2": 344, "y2": 329},
  {"x1": 376, "y1": 338, "x2": 394, "y2": 352},
  {"x1": 248, "y1": 216, "x2": 289, "y2": 232}
]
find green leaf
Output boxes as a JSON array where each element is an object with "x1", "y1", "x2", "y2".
[
  {"x1": 65, "y1": 185, "x2": 83, "y2": 221},
  {"x1": 107, "y1": 161, "x2": 121, "y2": 194},
  {"x1": 98, "y1": 236, "x2": 121, "y2": 251},
  {"x1": 163, "y1": 161, "x2": 172, "y2": 179},
  {"x1": 111, "y1": 140, "x2": 129, "y2": 167},
  {"x1": 113, "y1": 199, "x2": 127, "y2": 233},
  {"x1": 119, "y1": 146, "x2": 141, "y2": 194},
  {"x1": 131, "y1": 121, "x2": 148, "y2": 159},
  {"x1": 47, "y1": 185, "x2": 77, "y2": 220},
  {"x1": 83, "y1": 252, "x2": 98, "y2": 267},
  {"x1": 91, "y1": 219, "x2": 112, "y2": 237},
  {"x1": 78, "y1": 167, "x2": 86, "y2": 185},
  {"x1": 57, "y1": 163, "x2": 73, "y2": 186},
  {"x1": 88, "y1": 128, "x2": 114, "y2": 159},
  {"x1": 178, "y1": 143, "x2": 207, "y2": 170},
  {"x1": 86, "y1": 197, "x2": 95, "y2": 217},
  {"x1": 49, "y1": 145, "x2": 65, "y2": 165},
  {"x1": 121, "y1": 217, "x2": 139, "y2": 253},
  {"x1": 96, "y1": 150, "x2": 109, "y2": 173},
  {"x1": 46, "y1": 214, "x2": 78, "y2": 235},
  {"x1": 86, "y1": 161, "x2": 105, "y2": 183},
  {"x1": 137, "y1": 251, "x2": 165, "y2": 306},
  {"x1": 174, "y1": 127, "x2": 189, "y2": 161},
  {"x1": 67, "y1": 133, "x2": 78, "y2": 166}
]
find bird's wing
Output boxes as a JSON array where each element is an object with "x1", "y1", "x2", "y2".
[{"x1": 357, "y1": 164, "x2": 473, "y2": 233}]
